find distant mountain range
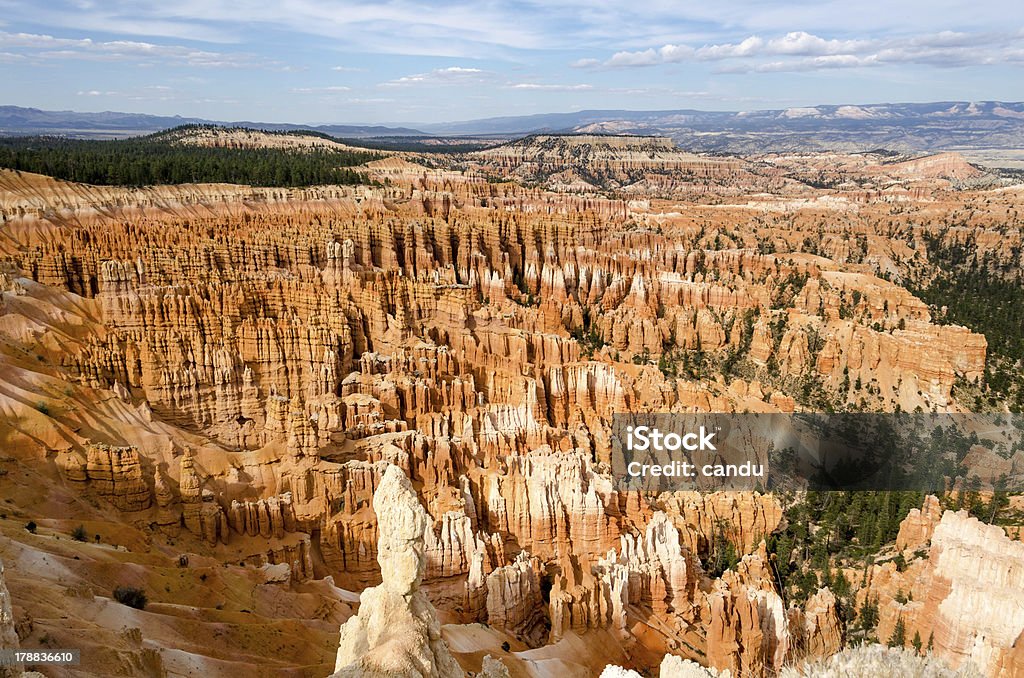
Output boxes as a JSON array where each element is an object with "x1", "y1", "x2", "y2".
[
  {"x1": 418, "y1": 101, "x2": 1024, "y2": 153},
  {"x1": 0, "y1": 106, "x2": 424, "y2": 138},
  {"x1": 3, "y1": 102, "x2": 1024, "y2": 154}
]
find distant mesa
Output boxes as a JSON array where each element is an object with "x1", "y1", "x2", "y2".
[
  {"x1": 0, "y1": 105, "x2": 426, "y2": 139},
  {"x1": 1, "y1": 102, "x2": 1023, "y2": 157}
]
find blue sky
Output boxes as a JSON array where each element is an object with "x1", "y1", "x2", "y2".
[{"x1": 1, "y1": 0, "x2": 1022, "y2": 124}]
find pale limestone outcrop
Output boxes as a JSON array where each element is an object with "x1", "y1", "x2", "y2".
[
  {"x1": 423, "y1": 509, "x2": 493, "y2": 581},
  {"x1": 928, "y1": 512, "x2": 1024, "y2": 676},
  {"x1": 1, "y1": 558, "x2": 21, "y2": 678},
  {"x1": 478, "y1": 655, "x2": 510, "y2": 678},
  {"x1": 705, "y1": 546, "x2": 793, "y2": 677},
  {"x1": 621, "y1": 511, "x2": 696, "y2": 616},
  {"x1": 787, "y1": 587, "x2": 843, "y2": 659},
  {"x1": 84, "y1": 443, "x2": 151, "y2": 511},
  {"x1": 896, "y1": 494, "x2": 943, "y2": 551},
  {"x1": 863, "y1": 508, "x2": 1024, "y2": 677},
  {"x1": 464, "y1": 547, "x2": 487, "y2": 622},
  {"x1": 660, "y1": 655, "x2": 731, "y2": 677},
  {"x1": 545, "y1": 508, "x2": 814, "y2": 667},
  {"x1": 660, "y1": 492, "x2": 783, "y2": 557},
  {"x1": 228, "y1": 493, "x2": 297, "y2": 539},
  {"x1": 332, "y1": 465, "x2": 464, "y2": 677},
  {"x1": 485, "y1": 552, "x2": 545, "y2": 643},
  {"x1": 179, "y1": 450, "x2": 229, "y2": 545},
  {"x1": 602, "y1": 655, "x2": 730, "y2": 678},
  {"x1": 238, "y1": 536, "x2": 315, "y2": 582},
  {"x1": 549, "y1": 510, "x2": 696, "y2": 643},
  {"x1": 491, "y1": 448, "x2": 622, "y2": 565},
  {"x1": 152, "y1": 470, "x2": 179, "y2": 528}
]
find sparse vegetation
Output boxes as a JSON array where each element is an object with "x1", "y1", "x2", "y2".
[
  {"x1": 767, "y1": 491, "x2": 923, "y2": 614},
  {"x1": 113, "y1": 585, "x2": 148, "y2": 610},
  {"x1": 781, "y1": 644, "x2": 966, "y2": 677},
  {"x1": 888, "y1": 617, "x2": 907, "y2": 648},
  {"x1": 705, "y1": 519, "x2": 741, "y2": 578}
]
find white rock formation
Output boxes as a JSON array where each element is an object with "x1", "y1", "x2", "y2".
[
  {"x1": 332, "y1": 465, "x2": 465, "y2": 677},
  {"x1": 0, "y1": 558, "x2": 43, "y2": 678},
  {"x1": 601, "y1": 654, "x2": 730, "y2": 678},
  {"x1": 485, "y1": 551, "x2": 543, "y2": 633},
  {"x1": 599, "y1": 667, "x2": 642, "y2": 678},
  {"x1": 929, "y1": 511, "x2": 1024, "y2": 675},
  {"x1": 1, "y1": 558, "x2": 21, "y2": 678},
  {"x1": 478, "y1": 655, "x2": 511, "y2": 678},
  {"x1": 660, "y1": 655, "x2": 730, "y2": 677}
]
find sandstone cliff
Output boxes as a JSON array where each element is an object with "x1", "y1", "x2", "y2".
[
  {"x1": 863, "y1": 501, "x2": 1024, "y2": 677},
  {"x1": 0, "y1": 141, "x2": 1016, "y2": 678}
]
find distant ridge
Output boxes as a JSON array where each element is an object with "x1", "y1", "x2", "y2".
[
  {"x1": 416, "y1": 101, "x2": 1024, "y2": 154},
  {"x1": 3, "y1": 101, "x2": 1024, "y2": 154},
  {"x1": 0, "y1": 105, "x2": 425, "y2": 139},
  {"x1": 417, "y1": 101, "x2": 1024, "y2": 135}
]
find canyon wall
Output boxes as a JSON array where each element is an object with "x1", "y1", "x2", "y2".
[{"x1": 0, "y1": 150, "x2": 1012, "y2": 677}]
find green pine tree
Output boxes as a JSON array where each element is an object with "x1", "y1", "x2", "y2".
[{"x1": 888, "y1": 617, "x2": 906, "y2": 648}]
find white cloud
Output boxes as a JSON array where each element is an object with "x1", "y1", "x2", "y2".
[
  {"x1": 764, "y1": 31, "x2": 868, "y2": 56},
  {"x1": 720, "y1": 54, "x2": 878, "y2": 73},
  {"x1": 577, "y1": 43, "x2": 691, "y2": 68},
  {"x1": 438, "y1": 66, "x2": 482, "y2": 74},
  {"x1": 381, "y1": 66, "x2": 486, "y2": 86},
  {"x1": 330, "y1": 65, "x2": 363, "y2": 72},
  {"x1": 290, "y1": 86, "x2": 351, "y2": 93},
  {"x1": 508, "y1": 83, "x2": 593, "y2": 91},
  {"x1": 0, "y1": 30, "x2": 264, "y2": 67},
  {"x1": 606, "y1": 48, "x2": 661, "y2": 67},
  {"x1": 596, "y1": 29, "x2": 1024, "y2": 72},
  {"x1": 3, "y1": 0, "x2": 1021, "y2": 66},
  {"x1": 693, "y1": 32, "x2": 868, "y2": 60},
  {"x1": 696, "y1": 36, "x2": 764, "y2": 59},
  {"x1": 658, "y1": 44, "x2": 695, "y2": 62}
]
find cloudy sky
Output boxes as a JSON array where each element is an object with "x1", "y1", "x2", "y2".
[{"x1": 1, "y1": 0, "x2": 1022, "y2": 124}]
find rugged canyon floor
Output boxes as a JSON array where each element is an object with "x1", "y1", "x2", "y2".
[{"x1": 0, "y1": 131, "x2": 1023, "y2": 677}]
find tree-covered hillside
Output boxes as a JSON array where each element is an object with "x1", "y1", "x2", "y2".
[
  {"x1": 912, "y1": 232, "x2": 1024, "y2": 412},
  {"x1": 0, "y1": 127, "x2": 380, "y2": 187}
]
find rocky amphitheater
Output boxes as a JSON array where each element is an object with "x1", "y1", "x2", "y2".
[{"x1": 0, "y1": 133, "x2": 1022, "y2": 677}]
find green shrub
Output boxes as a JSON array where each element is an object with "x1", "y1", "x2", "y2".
[{"x1": 113, "y1": 586, "x2": 148, "y2": 610}]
